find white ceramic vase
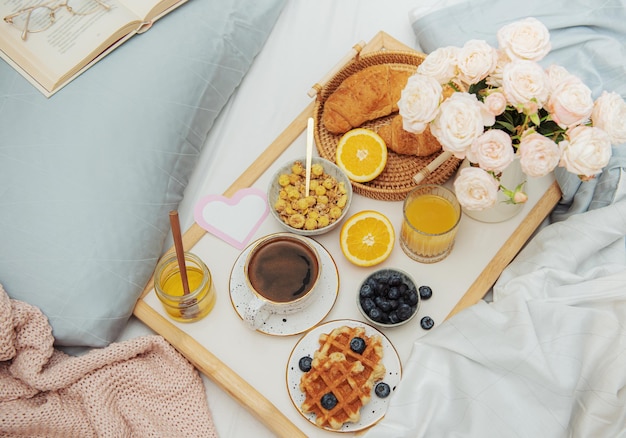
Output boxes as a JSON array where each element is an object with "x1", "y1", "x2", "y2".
[{"x1": 457, "y1": 158, "x2": 525, "y2": 223}]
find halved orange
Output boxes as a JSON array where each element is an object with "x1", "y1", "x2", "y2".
[
  {"x1": 339, "y1": 210, "x2": 395, "y2": 267},
  {"x1": 335, "y1": 128, "x2": 387, "y2": 182}
]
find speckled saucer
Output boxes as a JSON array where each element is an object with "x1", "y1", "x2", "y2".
[{"x1": 229, "y1": 236, "x2": 339, "y2": 336}]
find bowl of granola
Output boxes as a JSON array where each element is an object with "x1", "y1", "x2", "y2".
[{"x1": 268, "y1": 157, "x2": 352, "y2": 236}]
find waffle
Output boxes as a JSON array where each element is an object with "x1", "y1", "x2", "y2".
[{"x1": 299, "y1": 325, "x2": 385, "y2": 429}]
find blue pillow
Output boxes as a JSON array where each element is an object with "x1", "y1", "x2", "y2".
[{"x1": 0, "y1": 0, "x2": 285, "y2": 347}]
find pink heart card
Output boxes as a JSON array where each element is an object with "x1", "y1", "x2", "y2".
[{"x1": 194, "y1": 188, "x2": 269, "y2": 249}]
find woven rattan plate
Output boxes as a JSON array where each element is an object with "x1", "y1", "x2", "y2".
[{"x1": 313, "y1": 50, "x2": 461, "y2": 202}]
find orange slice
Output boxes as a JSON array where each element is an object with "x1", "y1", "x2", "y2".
[
  {"x1": 339, "y1": 210, "x2": 395, "y2": 267},
  {"x1": 335, "y1": 128, "x2": 387, "y2": 182}
]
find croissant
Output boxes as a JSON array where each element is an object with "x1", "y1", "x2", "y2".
[
  {"x1": 378, "y1": 115, "x2": 442, "y2": 157},
  {"x1": 322, "y1": 64, "x2": 415, "y2": 135}
]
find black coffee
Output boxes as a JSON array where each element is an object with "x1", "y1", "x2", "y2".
[{"x1": 247, "y1": 237, "x2": 319, "y2": 303}]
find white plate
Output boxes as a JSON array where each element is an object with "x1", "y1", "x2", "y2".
[
  {"x1": 229, "y1": 236, "x2": 339, "y2": 336},
  {"x1": 286, "y1": 319, "x2": 402, "y2": 432}
]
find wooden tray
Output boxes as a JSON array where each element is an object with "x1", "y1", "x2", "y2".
[{"x1": 133, "y1": 31, "x2": 562, "y2": 438}]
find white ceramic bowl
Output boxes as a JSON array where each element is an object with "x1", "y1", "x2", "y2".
[
  {"x1": 356, "y1": 268, "x2": 420, "y2": 328},
  {"x1": 267, "y1": 156, "x2": 352, "y2": 236}
]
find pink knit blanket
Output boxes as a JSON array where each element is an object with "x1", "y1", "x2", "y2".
[{"x1": 0, "y1": 283, "x2": 218, "y2": 437}]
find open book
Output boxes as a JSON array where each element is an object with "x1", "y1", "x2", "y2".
[{"x1": 0, "y1": 0, "x2": 187, "y2": 97}]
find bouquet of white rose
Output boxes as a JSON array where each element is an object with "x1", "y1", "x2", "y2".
[{"x1": 398, "y1": 17, "x2": 626, "y2": 210}]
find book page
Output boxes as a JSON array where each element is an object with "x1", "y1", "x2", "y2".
[
  {"x1": 119, "y1": 0, "x2": 180, "y2": 23},
  {"x1": 0, "y1": 0, "x2": 141, "y2": 90}
]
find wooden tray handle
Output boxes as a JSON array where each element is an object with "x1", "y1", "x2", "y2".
[{"x1": 308, "y1": 40, "x2": 366, "y2": 99}]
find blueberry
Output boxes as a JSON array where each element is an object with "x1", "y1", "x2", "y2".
[
  {"x1": 375, "y1": 382, "x2": 391, "y2": 398},
  {"x1": 377, "y1": 272, "x2": 390, "y2": 284},
  {"x1": 298, "y1": 356, "x2": 312, "y2": 372},
  {"x1": 350, "y1": 337, "x2": 366, "y2": 354},
  {"x1": 361, "y1": 297, "x2": 376, "y2": 313},
  {"x1": 407, "y1": 289, "x2": 419, "y2": 306},
  {"x1": 388, "y1": 311, "x2": 400, "y2": 324},
  {"x1": 389, "y1": 299, "x2": 399, "y2": 310},
  {"x1": 389, "y1": 274, "x2": 403, "y2": 287},
  {"x1": 379, "y1": 312, "x2": 391, "y2": 324},
  {"x1": 320, "y1": 392, "x2": 338, "y2": 410},
  {"x1": 372, "y1": 282, "x2": 382, "y2": 295},
  {"x1": 388, "y1": 286, "x2": 400, "y2": 300},
  {"x1": 420, "y1": 316, "x2": 435, "y2": 330},
  {"x1": 368, "y1": 307, "x2": 383, "y2": 322},
  {"x1": 360, "y1": 283, "x2": 374, "y2": 299},
  {"x1": 378, "y1": 299, "x2": 392, "y2": 312},
  {"x1": 381, "y1": 286, "x2": 390, "y2": 298},
  {"x1": 419, "y1": 285, "x2": 433, "y2": 300},
  {"x1": 397, "y1": 303, "x2": 413, "y2": 321}
]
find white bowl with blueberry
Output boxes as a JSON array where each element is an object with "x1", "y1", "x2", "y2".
[{"x1": 357, "y1": 269, "x2": 420, "y2": 328}]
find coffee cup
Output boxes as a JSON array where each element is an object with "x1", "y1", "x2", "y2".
[{"x1": 243, "y1": 233, "x2": 321, "y2": 329}]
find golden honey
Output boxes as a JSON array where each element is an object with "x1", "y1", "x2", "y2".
[{"x1": 154, "y1": 252, "x2": 216, "y2": 322}]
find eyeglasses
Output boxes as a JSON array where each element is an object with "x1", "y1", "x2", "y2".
[{"x1": 4, "y1": 0, "x2": 110, "y2": 41}]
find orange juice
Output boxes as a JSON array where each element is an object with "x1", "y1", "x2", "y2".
[
  {"x1": 404, "y1": 194, "x2": 458, "y2": 234},
  {"x1": 154, "y1": 253, "x2": 216, "y2": 322},
  {"x1": 400, "y1": 186, "x2": 461, "y2": 263}
]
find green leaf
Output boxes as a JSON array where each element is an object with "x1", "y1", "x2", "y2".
[
  {"x1": 530, "y1": 112, "x2": 541, "y2": 126},
  {"x1": 468, "y1": 79, "x2": 489, "y2": 97},
  {"x1": 495, "y1": 120, "x2": 516, "y2": 132}
]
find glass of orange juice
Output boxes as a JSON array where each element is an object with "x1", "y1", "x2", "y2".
[
  {"x1": 400, "y1": 185, "x2": 461, "y2": 263},
  {"x1": 154, "y1": 252, "x2": 216, "y2": 322}
]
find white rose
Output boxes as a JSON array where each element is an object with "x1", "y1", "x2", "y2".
[
  {"x1": 417, "y1": 46, "x2": 459, "y2": 84},
  {"x1": 545, "y1": 64, "x2": 570, "y2": 90},
  {"x1": 497, "y1": 17, "x2": 551, "y2": 62},
  {"x1": 430, "y1": 92, "x2": 487, "y2": 158},
  {"x1": 546, "y1": 74, "x2": 594, "y2": 129},
  {"x1": 466, "y1": 129, "x2": 515, "y2": 172},
  {"x1": 591, "y1": 91, "x2": 626, "y2": 144},
  {"x1": 559, "y1": 126, "x2": 612, "y2": 177},
  {"x1": 485, "y1": 50, "x2": 510, "y2": 88},
  {"x1": 518, "y1": 132, "x2": 561, "y2": 177},
  {"x1": 398, "y1": 73, "x2": 443, "y2": 134},
  {"x1": 483, "y1": 91, "x2": 507, "y2": 116},
  {"x1": 456, "y1": 39, "x2": 498, "y2": 85},
  {"x1": 454, "y1": 166, "x2": 500, "y2": 210},
  {"x1": 502, "y1": 59, "x2": 550, "y2": 108}
]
